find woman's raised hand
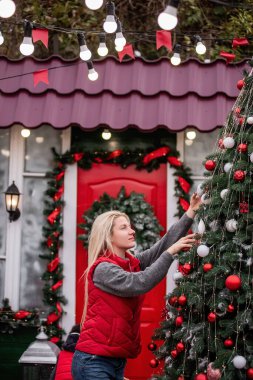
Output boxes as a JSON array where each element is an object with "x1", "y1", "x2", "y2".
[{"x1": 167, "y1": 233, "x2": 196, "y2": 256}]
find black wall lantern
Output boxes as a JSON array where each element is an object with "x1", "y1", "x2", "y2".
[{"x1": 5, "y1": 181, "x2": 21, "y2": 222}]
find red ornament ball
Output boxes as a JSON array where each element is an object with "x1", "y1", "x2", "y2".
[
  {"x1": 203, "y1": 263, "x2": 213, "y2": 272},
  {"x1": 178, "y1": 295, "x2": 187, "y2": 306},
  {"x1": 175, "y1": 316, "x2": 184, "y2": 327},
  {"x1": 247, "y1": 368, "x2": 253, "y2": 379},
  {"x1": 227, "y1": 304, "x2": 235, "y2": 313},
  {"x1": 179, "y1": 263, "x2": 192, "y2": 275},
  {"x1": 147, "y1": 342, "x2": 157, "y2": 351},
  {"x1": 176, "y1": 342, "x2": 185, "y2": 352},
  {"x1": 149, "y1": 358, "x2": 159, "y2": 368},
  {"x1": 178, "y1": 376, "x2": 185, "y2": 380},
  {"x1": 237, "y1": 79, "x2": 245, "y2": 90},
  {"x1": 208, "y1": 312, "x2": 217, "y2": 323},
  {"x1": 237, "y1": 143, "x2": 247, "y2": 153},
  {"x1": 224, "y1": 338, "x2": 234, "y2": 348},
  {"x1": 233, "y1": 170, "x2": 245, "y2": 182},
  {"x1": 171, "y1": 349, "x2": 178, "y2": 358},
  {"x1": 194, "y1": 374, "x2": 208, "y2": 380},
  {"x1": 205, "y1": 160, "x2": 216, "y2": 171},
  {"x1": 225, "y1": 275, "x2": 242, "y2": 291},
  {"x1": 169, "y1": 296, "x2": 178, "y2": 306},
  {"x1": 234, "y1": 107, "x2": 241, "y2": 115}
]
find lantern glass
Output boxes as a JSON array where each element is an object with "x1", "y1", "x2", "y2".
[{"x1": 5, "y1": 192, "x2": 19, "y2": 211}]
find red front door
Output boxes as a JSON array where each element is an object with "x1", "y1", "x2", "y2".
[{"x1": 76, "y1": 163, "x2": 167, "y2": 380}]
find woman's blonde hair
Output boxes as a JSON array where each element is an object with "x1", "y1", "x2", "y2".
[{"x1": 81, "y1": 210, "x2": 130, "y2": 325}]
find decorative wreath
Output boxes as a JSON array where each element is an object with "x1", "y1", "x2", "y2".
[{"x1": 78, "y1": 186, "x2": 163, "y2": 253}]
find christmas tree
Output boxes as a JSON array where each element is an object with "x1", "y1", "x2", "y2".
[{"x1": 152, "y1": 65, "x2": 253, "y2": 380}]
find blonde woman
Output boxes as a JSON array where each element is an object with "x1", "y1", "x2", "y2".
[{"x1": 72, "y1": 193, "x2": 201, "y2": 380}]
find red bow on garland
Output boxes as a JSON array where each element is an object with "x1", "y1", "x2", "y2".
[
  {"x1": 179, "y1": 197, "x2": 190, "y2": 211},
  {"x1": 178, "y1": 176, "x2": 191, "y2": 193},
  {"x1": 47, "y1": 207, "x2": 61, "y2": 224},
  {"x1": 143, "y1": 147, "x2": 170, "y2": 165},
  {"x1": 47, "y1": 257, "x2": 60, "y2": 272}
]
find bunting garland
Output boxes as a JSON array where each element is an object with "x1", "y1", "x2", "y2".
[{"x1": 40, "y1": 145, "x2": 193, "y2": 342}]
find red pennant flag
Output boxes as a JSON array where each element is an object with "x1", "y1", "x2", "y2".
[
  {"x1": 47, "y1": 207, "x2": 61, "y2": 225},
  {"x1": 47, "y1": 312, "x2": 60, "y2": 324},
  {"x1": 178, "y1": 176, "x2": 191, "y2": 193},
  {"x1": 32, "y1": 28, "x2": 49, "y2": 48},
  {"x1": 232, "y1": 37, "x2": 249, "y2": 48},
  {"x1": 53, "y1": 186, "x2": 64, "y2": 201},
  {"x1": 219, "y1": 51, "x2": 236, "y2": 64},
  {"x1": 118, "y1": 44, "x2": 135, "y2": 62},
  {"x1": 51, "y1": 280, "x2": 63, "y2": 291},
  {"x1": 33, "y1": 69, "x2": 49, "y2": 87},
  {"x1": 179, "y1": 197, "x2": 190, "y2": 211},
  {"x1": 56, "y1": 171, "x2": 65, "y2": 181},
  {"x1": 167, "y1": 156, "x2": 183, "y2": 167},
  {"x1": 47, "y1": 257, "x2": 60, "y2": 273},
  {"x1": 143, "y1": 147, "x2": 170, "y2": 165},
  {"x1": 107, "y1": 150, "x2": 123, "y2": 160},
  {"x1": 156, "y1": 30, "x2": 172, "y2": 51}
]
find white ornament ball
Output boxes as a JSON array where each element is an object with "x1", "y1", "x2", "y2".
[
  {"x1": 225, "y1": 219, "x2": 238, "y2": 232},
  {"x1": 201, "y1": 193, "x2": 211, "y2": 205},
  {"x1": 247, "y1": 116, "x2": 253, "y2": 125},
  {"x1": 197, "y1": 244, "x2": 210, "y2": 257},
  {"x1": 198, "y1": 219, "x2": 206, "y2": 234},
  {"x1": 173, "y1": 271, "x2": 184, "y2": 281},
  {"x1": 232, "y1": 355, "x2": 246, "y2": 369},
  {"x1": 196, "y1": 183, "x2": 204, "y2": 196},
  {"x1": 220, "y1": 189, "x2": 229, "y2": 200},
  {"x1": 250, "y1": 153, "x2": 253, "y2": 163},
  {"x1": 223, "y1": 137, "x2": 235, "y2": 149},
  {"x1": 224, "y1": 162, "x2": 233, "y2": 173}
]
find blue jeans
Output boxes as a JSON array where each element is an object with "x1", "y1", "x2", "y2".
[{"x1": 72, "y1": 350, "x2": 127, "y2": 380}]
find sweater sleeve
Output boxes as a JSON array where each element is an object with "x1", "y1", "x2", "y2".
[
  {"x1": 136, "y1": 213, "x2": 193, "y2": 270},
  {"x1": 93, "y1": 251, "x2": 174, "y2": 297}
]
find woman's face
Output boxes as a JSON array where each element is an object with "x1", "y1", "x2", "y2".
[{"x1": 111, "y1": 216, "x2": 136, "y2": 252}]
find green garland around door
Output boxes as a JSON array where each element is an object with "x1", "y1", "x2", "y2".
[{"x1": 40, "y1": 145, "x2": 193, "y2": 343}]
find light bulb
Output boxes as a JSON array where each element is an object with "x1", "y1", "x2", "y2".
[
  {"x1": 103, "y1": 15, "x2": 117, "y2": 33},
  {"x1": 88, "y1": 68, "x2": 99, "y2": 81},
  {"x1": 0, "y1": 31, "x2": 4, "y2": 45},
  {"x1": 171, "y1": 52, "x2": 181, "y2": 66},
  {"x1": 196, "y1": 41, "x2": 206, "y2": 55},
  {"x1": 80, "y1": 45, "x2": 92, "y2": 61},
  {"x1": 115, "y1": 33, "x2": 126, "y2": 48},
  {"x1": 115, "y1": 44, "x2": 123, "y2": 52},
  {"x1": 20, "y1": 37, "x2": 34, "y2": 56},
  {"x1": 97, "y1": 43, "x2": 108, "y2": 56},
  {"x1": 102, "y1": 129, "x2": 111, "y2": 140},
  {"x1": 185, "y1": 139, "x2": 193, "y2": 146},
  {"x1": 186, "y1": 131, "x2": 196, "y2": 140},
  {"x1": 21, "y1": 128, "x2": 30, "y2": 138},
  {"x1": 85, "y1": 0, "x2": 103, "y2": 10},
  {"x1": 158, "y1": 5, "x2": 178, "y2": 30},
  {"x1": 0, "y1": 0, "x2": 16, "y2": 18}
]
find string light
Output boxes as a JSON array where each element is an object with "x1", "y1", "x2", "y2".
[
  {"x1": 97, "y1": 33, "x2": 108, "y2": 56},
  {"x1": 0, "y1": 0, "x2": 16, "y2": 19},
  {"x1": 186, "y1": 130, "x2": 196, "y2": 140},
  {"x1": 85, "y1": 0, "x2": 103, "y2": 11},
  {"x1": 0, "y1": 29, "x2": 4, "y2": 45},
  {"x1": 87, "y1": 61, "x2": 99, "y2": 81},
  {"x1": 158, "y1": 0, "x2": 179, "y2": 31},
  {"x1": 114, "y1": 20, "x2": 126, "y2": 49},
  {"x1": 103, "y1": 1, "x2": 117, "y2": 34},
  {"x1": 101, "y1": 128, "x2": 111, "y2": 140},
  {"x1": 195, "y1": 35, "x2": 207, "y2": 55},
  {"x1": 21, "y1": 128, "x2": 30, "y2": 138},
  {"x1": 171, "y1": 43, "x2": 181, "y2": 66},
  {"x1": 78, "y1": 33, "x2": 92, "y2": 61},
  {"x1": 19, "y1": 21, "x2": 34, "y2": 56}
]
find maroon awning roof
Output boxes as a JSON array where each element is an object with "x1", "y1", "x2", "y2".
[{"x1": 0, "y1": 56, "x2": 248, "y2": 131}]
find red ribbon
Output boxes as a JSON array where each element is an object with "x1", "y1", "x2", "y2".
[
  {"x1": 178, "y1": 176, "x2": 191, "y2": 193},
  {"x1": 232, "y1": 37, "x2": 249, "y2": 48},
  {"x1": 14, "y1": 310, "x2": 31, "y2": 320},
  {"x1": 118, "y1": 44, "x2": 135, "y2": 62},
  {"x1": 56, "y1": 171, "x2": 65, "y2": 182},
  {"x1": 107, "y1": 150, "x2": 123, "y2": 160},
  {"x1": 32, "y1": 28, "x2": 49, "y2": 48},
  {"x1": 73, "y1": 153, "x2": 84, "y2": 162},
  {"x1": 50, "y1": 336, "x2": 60, "y2": 343},
  {"x1": 167, "y1": 156, "x2": 183, "y2": 167},
  {"x1": 47, "y1": 207, "x2": 61, "y2": 224},
  {"x1": 51, "y1": 280, "x2": 63, "y2": 291},
  {"x1": 33, "y1": 69, "x2": 49, "y2": 87},
  {"x1": 47, "y1": 257, "x2": 60, "y2": 273},
  {"x1": 219, "y1": 51, "x2": 236, "y2": 64},
  {"x1": 156, "y1": 30, "x2": 172, "y2": 51},
  {"x1": 143, "y1": 147, "x2": 170, "y2": 165},
  {"x1": 54, "y1": 186, "x2": 64, "y2": 201},
  {"x1": 47, "y1": 237, "x2": 53, "y2": 248},
  {"x1": 179, "y1": 197, "x2": 190, "y2": 211},
  {"x1": 56, "y1": 302, "x2": 62, "y2": 314},
  {"x1": 47, "y1": 312, "x2": 60, "y2": 324}
]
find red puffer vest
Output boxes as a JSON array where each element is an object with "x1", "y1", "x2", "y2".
[
  {"x1": 76, "y1": 252, "x2": 145, "y2": 358},
  {"x1": 55, "y1": 351, "x2": 73, "y2": 380}
]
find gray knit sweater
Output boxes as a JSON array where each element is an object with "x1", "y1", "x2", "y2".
[{"x1": 93, "y1": 213, "x2": 193, "y2": 297}]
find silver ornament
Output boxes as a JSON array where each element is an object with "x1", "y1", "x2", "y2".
[{"x1": 223, "y1": 136, "x2": 235, "y2": 149}]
